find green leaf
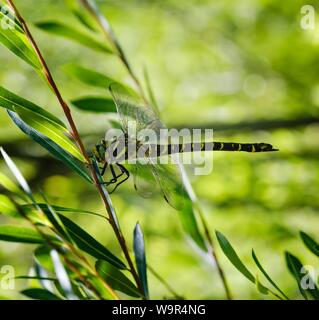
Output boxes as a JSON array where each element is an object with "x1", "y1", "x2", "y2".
[
  {"x1": 216, "y1": 231, "x2": 273, "y2": 296},
  {"x1": 8, "y1": 111, "x2": 92, "y2": 183},
  {"x1": 71, "y1": 96, "x2": 116, "y2": 113},
  {"x1": 0, "y1": 195, "x2": 18, "y2": 218},
  {"x1": 65, "y1": 0, "x2": 99, "y2": 32},
  {"x1": 34, "y1": 259, "x2": 55, "y2": 292},
  {"x1": 252, "y1": 250, "x2": 289, "y2": 300},
  {"x1": 0, "y1": 86, "x2": 66, "y2": 129},
  {"x1": 285, "y1": 251, "x2": 319, "y2": 300},
  {"x1": 0, "y1": 8, "x2": 41, "y2": 69},
  {"x1": 300, "y1": 231, "x2": 319, "y2": 258},
  {"x1": 22, "y1": 203, "x2": 106, "y2": 220},
  {"x1": 143, "y1": 67, "x2": 160, "y2": 114},
  {"x1": 216, "y1": 231, "x2": 255, "y2": 283},
  {"x1": 50, "y1": 249, "x2": 78, "y2": 300},
  {"x1": 95, "y1": 260, "x2": 140, "y2": 298},
  {"x1": 62, "y1": 64, "x2": 120, "y2": 89},
  {"x1": 285, "y1": 252, "x2": 308, "y2": 299},
  {"x1": 13, "y1": 106, "x2": 84, "y2": 162},
  {"x1": 35, "y1": 21, "x2": 112, "y2": 54},
  {"x1": 0, "y1": 225, "x2": 46, "y2": 244},
  {"x1": 21, "y1": 288, "x2": 62, "y2": 300},
  {"x1": 39, "y1": 197, "x2": 73, "y2": 243},
  {"x1": 0, "y1": 172, "x2": 21, "y2": 194},
  {"x1": 58, "y1": 214, "x2": 126, "y2": 270},
  {"x1": 255, "y1": 274, "x2": 268, "y2": 295},
  {"x1": 0, "y1": 147, "x2": 32, "y2": 196},
  {"x1": 2, "y1": 201, "x2": 49, "y2": 226},
  {"x1": 34, "y1": 246, "x2": 54, "y2": 272},
  {"x1": 0, "y1": 5, "x2": 23, "y2": 33},
  {"x1": 133, "y1": 223, "x2": 149, "y2": 299},
  {"x1": 178, "y1": 200, "x2": 206, "y2": 251},
  {"x1": 15, "y1": 275, "x2": 56, "y2": 281}
]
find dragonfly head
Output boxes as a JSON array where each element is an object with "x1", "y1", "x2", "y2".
[{"x1": 92, "y1": 140, "x2": 108, "y2": 163}]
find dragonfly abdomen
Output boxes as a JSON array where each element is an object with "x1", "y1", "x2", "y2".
[
  {"x1": 153, "y1": 142, "x2": 277, "y2": 155},
  {"x1": 96, "y1": 141, "x2": 278, "y2": 163}
]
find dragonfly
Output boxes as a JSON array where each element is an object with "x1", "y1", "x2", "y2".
[{"x1": 92, "y1": 84, "x2": 278, "y2": 209}]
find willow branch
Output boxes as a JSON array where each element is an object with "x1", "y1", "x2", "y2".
[
  {"x1": 7, "y1": 0, "x2": 143, "y2": 297},
  {"x1": 79, "y1": 0, "x2": 148, "y2": 103}
]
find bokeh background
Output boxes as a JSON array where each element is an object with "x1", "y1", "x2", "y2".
[{"x1": 1, "y1": 0, "x2": 319, "y2": 299}]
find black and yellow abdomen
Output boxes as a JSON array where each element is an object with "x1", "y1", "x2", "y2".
[{"x1": 155, "y1": 142, "x2": 278, "y2": 156}]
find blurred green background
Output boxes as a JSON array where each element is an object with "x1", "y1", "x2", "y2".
[{"x1": 1, "y1": 0, "x2": 319, "y2": 299}]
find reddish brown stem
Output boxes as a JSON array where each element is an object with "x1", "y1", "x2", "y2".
[
  {"x1": 7, "y1": 0, "x2": 143, "y2": 297},
  {"x1": 78, "y1": 0, "x2": 232, "y2": 300}
]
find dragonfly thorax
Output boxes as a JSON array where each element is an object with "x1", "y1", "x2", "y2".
[{"x1": 93, "y1": 135, "x2": 144, "y2": 164}]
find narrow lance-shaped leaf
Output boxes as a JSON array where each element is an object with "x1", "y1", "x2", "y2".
[
  {"x1": 58, "y1": 214, "x2": 126, "y2": 270},
  {"x1": 39, "y1": 194, "x2": 74, "y2": 244},
  {"x1": 0, "y1": 171, "x2": 22, "y2": 194},
  {"x1": 15, "y1": 275, "x2": 56, "y2": 281},
  {"x1": 34, "y1": 246, "x2": 55, "y2": 272},
  {"x1": 12, "y1": 105, "x2": 84, "y2": 162},
  {"x1": 0, "y1": 86, "x2": 69, "y2": 134},
  {"x1": 285, "y1": 251, "x2": 319, "y2": 300},
  {"x1": 178, "y1": 165, "x2": 208, "y2": 251},
  {"x1": 0, "y1": 225, "x2": 50, "y2": 244},
  {"x1": 0, "y1": 147, "x2": 32, "y2": 197},
  {"x1": 252, "y1": 250, "x2": 289, "y2": 300},
  {"x1": 216, "y1": 231, "x2": 255, "y2": 282},
  {"x1": 65, "y1": 0, "x2": 100, "y2": 32},
  {"x1": 178, "y1": 200, "x2": 207, "y2": 251},
  {"x1": 22, "y1": 203, "x2": 106, "y2": 220},
  {"x1": 0, "y1": 194, "x2": 19, "y2": 218},
  {"x1": 62, "y1": 64, "x2": 122, "y2": 89},
  {"x1": 216, "y1": 231, "x2": 270, "y2": 295},
  {"x1": 50, "y1": 249, "x2": 78, "y2": 300},
  {"x1": 143, "y1": 66, "x2": 160, "y2": 114},
  {"x1": 95, "y1": 260, "x2": 140, "y2": 298},
  {"x1": 34, "y1": 259, "x2": 55, "y2": 292},
  {"x1": 35, "y1": 21, "x2": 112, "y2": 54},
  {"x1": 21, "y1": 288, "x2": 62, "y2": 300},
  {"x1": 0, "y1": 6, "x2": 41, "y2": 69},
  {"x1": 8, "y1": 111, "x2": 92, "y2": 183},
  {"x1": 285, "y1": 252, "x2": 308, "y2": 299},
  {"x1": 71, "y1": 96, "x2": 116, "y2": 113},
  {"x1": 300, "y1": 231, "x2": 319, "y2": 258},
  {"x1": 0, "y1": 4, "x2": 23, "y2": 32},
  {"x1": 133, "y1": 223, "x2": 149, "y2": 299}
]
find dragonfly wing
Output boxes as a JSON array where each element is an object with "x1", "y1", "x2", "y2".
[
  {"x1": 127, "y1": 162, "x2": 159, "y2": 198},
  {"x1": 150, "y1": 162, "x2": 186, "y2": 210},
  {"x1": 110, "y1": 83, "x2": 165, "y2": 139}
]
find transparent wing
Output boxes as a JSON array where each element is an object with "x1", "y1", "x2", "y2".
[
  {"x1": 150, "y1": 161, "x2": 186, "y2": 210},
  {"x1": 110, "y1": 83, "x2": 186, "y2": 210},
  {"x1": 109, "y1": 83, "x2": 165, "y2": 139},
  {"x1": 127, "y1": 162, "x2": 159, "y2": 199}
]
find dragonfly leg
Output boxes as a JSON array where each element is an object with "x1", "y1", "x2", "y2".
[
  {"x1": 98, "y1": 163, "x2": 118, "y2": 186},
  {"x1": 109, "y1": 164, "x2": 118, "y2": 183},
  {"x1": 108, "y1": 164, "x2": 130, "y2": 194},
  {"x1": 100, "y1": 162, "x2": 108, "y2": 176},
  {"x1": 109, "y1": 164, "x2": 127, "y2": 182}
]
